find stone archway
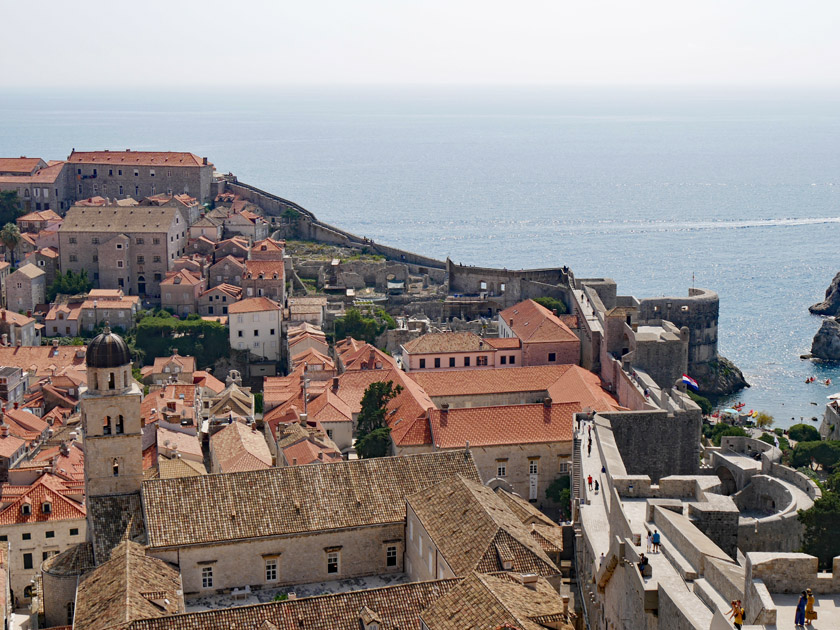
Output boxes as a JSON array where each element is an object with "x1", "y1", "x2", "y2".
[{"x1": 716, "y1": 466, "x2": 737, "y2": 496}]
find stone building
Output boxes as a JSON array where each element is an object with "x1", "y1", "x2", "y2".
[
  {"x1": 0, "y1": 473, "x2": 87, "y2": 605},
  {"x1": 498, "y1": 299, "x2": 581, "y2": 366},
  {"x1": 209, "y1": 420, "x2": 273, "y2": 473},
  {"x1": 141, "y1": 450, "x2": 479, "y2": 595},
  {"x1": 208, "y1": 255, "x2": 245, "y2": 288},
  {"x1": 67, "y1": 150, "x2": 214, "y2": 203},
  {"x1": 78, "y1": 289, "x2": 141, "y2": 334},
  {"x1": 0, "y1": 159, "x2": 74, "y2": 213},
  {"x1": 242, "y1": 260, "x2": 285, "y2": 302},
  {"x1": 6, "y1": 264, "x2": 45, "y2": 314},
  {"x1": 59, "y1": 205, "x2": 187, "y2": 298},
  {"x1": 401, "y1": 331, "x2": 521, "y2": 372},
  {"x1": 23, "y1": 247, "x2": 59, "y2": 288},
  {"x1": 197, "y1": 283, "x2": 241, "y2": 316},
  {"x1": 228, "y1": 297, "x2": 283, "y2": 363},
  {"x1": 0, "y1": 310, "x2": 39, "y2": 347},
  {"x1": 160, "y1": 269, "x2": 205, "y2": 316}
]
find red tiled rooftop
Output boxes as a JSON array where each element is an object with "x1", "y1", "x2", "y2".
[
  {"x1": 68, "y1": 150, "x2": 209, "y2": 167},
  {"x1": 500, "y1": 299, "x2": 579, "y2": 344},
  {"x1": 228, "y1": 297, "x2": 281, "y2": 314}
]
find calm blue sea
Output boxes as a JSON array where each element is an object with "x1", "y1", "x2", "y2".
[{"x1": 2, "y1": 86, "x2": 839, "y2": 428}]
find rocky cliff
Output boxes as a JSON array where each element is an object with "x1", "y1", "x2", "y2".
[
  {"x1": 811, "y1": 317, "x2": 840, "y2": 360},
  {"x1": 809, "y1": 272, "x2": 840, "y2": 316},
  {"x1": 694, "y1": 355, "x2": 749, "y2": 397}
]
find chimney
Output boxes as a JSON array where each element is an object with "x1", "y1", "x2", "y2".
[
  {"x1": 1, "y1": 334, "x2": 6, "y2": 347},
  {"x1": 292, "y1": 458, "x2": 297, "y2": 466},
  {"x1": 299, "y1": 413, "x2": 308, "y2": 427},
  {"x1": 543, "y1": 397, "x2": 552, "y2": 408},
  {"x1": 331, "y1": 376, "x2": 339, "y2": 392},
  {"x1": 203, "y1": 157, "x2": 208, "y2": 166},
  {"x1": 520, "y1": 574, "x2": 539, "y2": 591},
  {"x1": 13, "y1": 402, "x2": 18, "y2": 410},
  {"x1": 0, "y1": 424, "x2": 8, "y2": 438},
  {"x1": 318, "y1": 451, "x2": 324, "y2": 461},
  {"x1": 509, "y1": 318, "x2": 514, "y2": 327},
  {"x1": 562, "y1": 595, "x2": 569, "y2": 617}
]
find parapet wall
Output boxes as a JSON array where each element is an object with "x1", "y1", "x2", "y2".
[
  {"x1": 746, "y1": 552, "x2": 840, "y2": 594},
  {"x1": 638, "y1": 288, "x2": 719, "y2": 369},
  {"x1": 446, "y1": 259, "x2": 573, "y2": 308}
]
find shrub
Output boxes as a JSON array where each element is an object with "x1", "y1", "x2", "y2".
[
  {"x1": 789, "y1": 423, "x2": 821, "y2": 443},
  {"x1": 134, "y1": 314, "x2": 229, "y2": 367},
  {"x1": 534, "y1": 296, "x2": 567, "y2": 315},
  {"x1": 702, "y1": 423, "x2": 748, "y2": 446},
  {"x1": 688, "y1": 391, "x2": 713, "y2": 415},
  {"x1": 799, "y1": 492, "x2": 840, "y2": 570},
  {"x1": 759, "y1": 432, "x2": 790, "y2": 451},
  {"x1": 791, "y1": 441, "x2": 840, "y2": 472}
]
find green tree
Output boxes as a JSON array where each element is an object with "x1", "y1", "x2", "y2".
[
  {"x1": 356, "y1": 381, "x2": 403, "y2": 436},
  {"x1": 356, "y1": 427, "x2": 392, "y2": 459},
  {"x1": 333, "y1": 307, "x2": 395, "y2": 345},
  {"x1": 789, "y1": 423, "x2": 821, "y2": 443},
  {"x1": 134, "y1": 313, "x2": 230, "y2": 367},
  {"x1": 0, "y1": 191, "x2": 23, "y2": 227},
  {"x1": 254, "y1": 392, "x2": 264, "y2": 414},
  {"x1": 0, "y1": 223, "x2": 21, "y2": 265},
  {"x1": 546, "y1": 475, "x2": 572, "y2": 519},
  {"x1": 47, "y1": 269, "x2": 93, "y2": 302},
  {"x1": 754, "y1": 411, "x2": 774, "y2": 429},
  {"x1": 688, "y1": 391, "x2": 713, "y2": 415},
  {"x1": 533, "y1": 296, "x2": 567, "y2": 315},
  {"x1": 791, "y1": 441, "x2": 840, "y2": 472},
  {"x1": 759, "y1": 432, "x2": 790, "y2": 451},
  {"x1": 702, "y1": 423, "x2": 748, "y2": 446},
  {"x1": 798, "y1": 492, "x2": 840, "y2": 570}
]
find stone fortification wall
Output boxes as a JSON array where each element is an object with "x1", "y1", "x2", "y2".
[
  {"x1": 599, "y1": 410, "x2": 702, "y2": 482},
  {"x1": 638, "y1": 288, "x2": 719, "y2": 368},
  {"x1": 746, "y1": 552, "x2": 840, "y2": 595},
  {"x1": 446, "y1": 259, "x2": 573, "y2": 308},
  {"x1": 769, "y1": 462, "x2": 822, "y2": 501},
  {"x1": 225, "y1": 180, "x2": 445, "y2": 270}
]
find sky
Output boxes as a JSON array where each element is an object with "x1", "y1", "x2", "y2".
[{"x1": 2, "y1": 0, "x2": 839, "y2": 89}]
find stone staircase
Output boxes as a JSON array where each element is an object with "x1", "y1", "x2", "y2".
[{"x1": 572, "y1": 436, "x2": 582, "y2": 500}]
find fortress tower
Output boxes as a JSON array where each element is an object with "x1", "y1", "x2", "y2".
[{"x1": 80, "y1": 326, "x2": 143, "y2": 504}]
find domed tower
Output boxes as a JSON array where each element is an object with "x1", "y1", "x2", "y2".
[{"x1": 81, "y1": 326, "x2": 143, "y2": 498}]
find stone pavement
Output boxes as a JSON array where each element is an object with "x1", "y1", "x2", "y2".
[{"x1": 771, "y1": 592, "x2": 840, "y2": 629}]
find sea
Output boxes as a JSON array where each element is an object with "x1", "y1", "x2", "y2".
[{"x1": 2, "y1": 86, "x2": 839, "y2": 429}]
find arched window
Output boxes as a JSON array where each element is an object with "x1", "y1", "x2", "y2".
[
  {"x1": 112, "y1": 459, "x2": 119, "y2": 477},
  {"x1": 116, "y1": 415, "x2": 124, "y2": 435},
  {"x1": 108, "y1": 372, "x2": 115, "y2": 389},
  {"x1": 103, "y1": 416, "x2": 111, "y2": 435}
]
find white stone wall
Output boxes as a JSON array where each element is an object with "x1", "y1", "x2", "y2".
[{"x1": 229, "y1": 308, "x2": 282, "y2": 361}]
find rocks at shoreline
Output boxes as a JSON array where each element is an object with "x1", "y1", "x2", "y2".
[
  {"x1": 809, "y1": 272, "x2": 840, "y2": 316},
  {"x1": 693, "y1": 355, "x2": 749, "y2": 397},
  {"x1": 810, "y1": 317, "x2": 840, "y2": 361}
]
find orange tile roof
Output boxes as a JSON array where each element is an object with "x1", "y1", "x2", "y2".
[
  {"x1": 484, "y1": 337, "x2": 521, "y2": 350},
  {"x1": 33, "y1": 443, "x2": 86, "y2": 482},
  {"x1": 0, "y1": 161, "x2": 64, "y2": 184},
  {"x1": 68, "y1": 150, "x2": 208, "y2": 167},
  {"x1": 45, "y1": 302, "x2": 83, "y2": 322},
  {"x1": 193, "y1": 371, "x2": 225, "y2": 395},
  {"x1": 228, "y1": 297, "x2": 281, "y2": 314},
  {"x1": 408, "y1": 365, "x2": 574, "y2": 398},
  {"x1": 306, "y1": 389, "x2": 353, "y2": 424},
  {"x1": 151, "y1": 353, "x2": 196, "y2": 374},
  {"x1": 161, "y1": 269, "x2": 203, "y2": 286},
  {"x1": 157, "y1": 426, "x2": 202, "y2": 459},
  {"x1": 403, "y1": 331, "x2": 492, "y2": 354},
  {"x1": 0, "y1": 474, "x2": 86, "y2": 525},
  {"x1": 500, "y1": 299, "x2": 579, "y2": 344},
  {"x1": 340, "y1": 344, "x2": 397, "y2": 371},
  {"x1": 244, "y1": 260, "x2": 285, "y2": 279},
  {"x1": 209, "y1": 254, "x2": 246, "y2": 270},
  {"x1": 0, "y1": 309, "x2": 36, "y2": 326},
  {"x1": 282, "y1": 438, "x2": 342, "y2": 466},
  {"x1": 0, "y1": 157, "x2": 45, "y2": 174},
  {"x1": 419, "y1": 403, "x2": 576, "y2": 449},
  {"x1": 210, "y1": 421, "x2": 272, "y2": 473},
  {"x1": 0, "y1": 433, "x2": 25, "y2": 458},
  {"x1": 199, "y1": 283, "x2": 241, "y2": 300},
  {"x1": 0, "y1": 345, "x2": 86, "y2": 378},
  {"x1": 18, "y1": 209, "x2": 62, "y2": 223},
  {"x1": 291, "y1": 347, "x2": 335, "y2": 370},
  {"x1": 4, "y1": 408, "x2": 49, "y2": 441},
  {"x1": 251, "y1": 238, "x2": 285, "y2": 253}
]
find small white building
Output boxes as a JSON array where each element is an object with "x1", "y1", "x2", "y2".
[{"x1": 228, "y1": 297, "x2": 282, "y2": 362}]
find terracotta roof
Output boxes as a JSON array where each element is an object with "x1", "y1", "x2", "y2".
[
  {"x1": 495, "y1": 489, "x2": 557, "y2": 528},
  {"x1": 161, "y1": 269, "x2": 203, "y2": 286},
  {"x1": 282, "y1": 438, "x2": 342, "y2": 466},
  {"x1": 68, "y1": 150, "x2": 208, "y2": 167},
  {"x1": 0, "y1": 157, "x2": 45, "y2": 175},
  {"x1": 142, "y1": 450, "x2": 479, "y2": 549},
  {"x1": 484, "y1": 337, "x2": 521, "y2": 349},
  {"x1": 251, "y1": 238, "x2": 285, "y2": 253},
  {"x1": 4, "y1": 407, "x2": 49, "y2": 442},
  {"x1": 291, "y1": 347, "x2": 334, "y2": 370},
  {"x1": 74, "y1": 541, "x2": 183, "y2": 630},
  {"x1": 243, "y1": 260, "x2": 285, "y2": 279},
  {"x1": 500, "y1": 300, "x2": 579, "y2": 344},
  {"x1": 158, "y1": 458, "x2": 206, "y2": 479},
  {"x1": 0, "y1": 161, "x2": 64, "y2": 184},
  {"x1": 157, "y1": 427, "x2": 202, "y2": 460},
  {"x1": 199, "y1": 284, "x2": 241, "y2": 300},
  {"x1": 340, "y1": 344, "x2": 397, "y2": 371},
  {"x1": 209, "y1": 255, "x2": 245, "y2": 271},
  {"x1": 210, "y1": 421, "x2": 272, "y2": 473},
  {"x1": 227, "y1": 297, "x2": 281, "y2": 314},
  {"x1": 12, "y1": 262, "x2": 45, "y2": 280},
  {"x1": 306, "y1": 388, "x2": 352, "y2": 424},
  {"x1": 18, "y1": 209, "x2": 62, "y2": 223},
  {"x1": 330, "y1": 369, "x2": 412, "y2": 415},
  {"x1": 408, "y1": 477, "x2": 558, "y2": 576},
  {"x1": 395, "y1": 403, "x2": 575, "y2": 449},
  {"x1": 0, "y1": 430, "x2": 25, "y2": 458},
  {"x1": 42, "y1": 541, "x2": 95, "y2": 577},
  {"x1": 151, "y1": 353, "x2": 196, "y2": 374},
  {"x1": 0, "y1": 473, "x2": 86, "y2": 525},
  {"x1": 0, "y1": 345, "x2": 86, "y2": 378},
  {"x1": 193, "y1": 371, "x2": 225, "y2": 395},
  {"x1": 403, "y1": 331, "x2": 494, "y2": 354},
  {"x1": 0, "y1": 309, "x2": 35, "y2": 326},
  {"x1": 45, "y1": 301, "x2": 83, "y2": 325},
  {"x1": 420, "y1": 572, "x2": 572, "y2": 630},
  {"x1": 124, "y1": 577, "x2": 461, "y2": 630}
]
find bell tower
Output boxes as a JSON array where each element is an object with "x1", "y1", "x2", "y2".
[{"x1": 80, "y1": 326, "x2": 143, "y2": 499}]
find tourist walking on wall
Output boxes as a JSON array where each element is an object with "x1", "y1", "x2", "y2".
[
  {"x1": 646, "y1": 532, "x2": 652, "y2": 553},
  {"x1": 587, "y1": 440, "x2": 592, "y2": 457},
  {"x1": 728, "y1": 599, "x2": 744, "y2": 629},
  {"x1": 805, "y1": 588, "x2": 816, "y2": 624},
  {"x1": 594, "y1": 480, "x2": 599, "y2": 493},
  {"x1": 795, "y1": 591, "x2": 807, "y2": 626},
  {"x1": 587, "y1": 475, "x2": 593, "y2": 490},
  {"x1": 651, "y1": 530, "x2": 661, "y2": 553}
]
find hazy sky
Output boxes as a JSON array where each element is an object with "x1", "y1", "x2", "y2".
[{"x1": 3, "y1": 0, "x2": 839, "y2": 88}]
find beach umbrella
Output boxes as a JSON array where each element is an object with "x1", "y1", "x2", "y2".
[{"x1": 723, "y1": 408, "x2": 740, "y2": 415}]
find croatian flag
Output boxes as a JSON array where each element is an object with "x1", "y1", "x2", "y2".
[{"x1": 682, "y1": 374, "x2": 699, "y2": 391}]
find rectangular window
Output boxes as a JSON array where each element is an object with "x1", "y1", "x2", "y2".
[
  {"x1": 70, "y1": 528, "x2": 79, "y2": 536},
  {"x1": 464, "y1": 357, "x2": 471, "y2": 367},
  {"x1": 449, "y1": 357, "x2": 455, "y2": 367},
  {"x1": 419, "y1": 359, "x2": 426, "y2": 369},
  {"x1": 238, "y1": 330, "x2": 243, "y2": 337},
  {"x1": 137, "y1": 256, "x2": 144, "y2": 264},
  {"x1": 477, "y1": 355, "x2": 488, "y2": 366},
  {"x1": 434, "y1": 357, "x2": 441, "y2": 368},
  {"x1": 265, "y1": 558, "x2": 278, "y2": 581},
  {"x1": 153, "y1": 255, "x2": 161, "y2": 263},
  {"x1": 201, "y1": 566, "x2": 213, "y2": 588},
  {"x1": 558, "y1": 462, "x2": 570, "y2": 474},
  {"x1": 497, "y1": 463, "x2": 507, "y2": 477},
  {"x1": 153, "y1": 238, "x2": 160, "y2": 245},
  {"x1": 253, "y1": 341, "x2": 260, "y2": 348},
  {"x1": 92, "y1": 254, "x2": 98, "y2": 262},
  {"x1": 46, "y1": 530, "x2": 55, "y2": 538},
  {"x1": 529, "y1": 460, "x2": 539, "y2": 475},
  {"x1": 69, "y1": 254, "x2": 77, "y2": 262},
  {"x1": 23, "y1": 553, "x2": 33, "y2": 570},
  {"x1": 500, "y1": 355, "x2": 507, "y2": 365},
  {"x1": 386, "y1": 545, "x2": 397, "y2": 567},
  {"x1": 510, "y1": 355, "x2": 516, "y2": 365},
  {"x1": 0, "y1": 535, "x2": 5, "y2": 542},
  {"x1": 134, "y1": 169, "x2": 139, "y2": 177},
  {"x1": 548, "y1": 353, "x2": 556, "y2": 362},
  {"x1": 327, "y1": 551, "x2": 339, "y2": 574},
  {"x1": 118, "y1": 169, "x2": 123, "y2": 176},
  {"x1": 149, "y1": 169, "x2": 155, "y2": 177},
  {"x1": 119, "y1": 185, "x2": 124, "y2": 195},
  {"x1": 254, "y1": 329, "x2": 259, "y2": 337},
  {"x1": 68, "y1": 237, "x2": 77, "y2": 244},
  {"x1": 269, "y1": 328, "x2": 275, "y2": 335},
  {"x1": 117, "y1": 261, "x2": 124, "y2": 268},
  {"x1": 108, "y1": 169, "x2": 113, "y2": 176},
  {"x1": 136, "y1": 237, "x2": 144, "y2": 245}
]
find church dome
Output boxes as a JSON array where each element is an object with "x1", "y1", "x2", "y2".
[{"x1": 85, "y1": 326, "x2": 131, "y2": 368}]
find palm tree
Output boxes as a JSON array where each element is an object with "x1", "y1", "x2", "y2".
[{"x1": 0, "y1": 223, "x2": 21, "y2": 266}]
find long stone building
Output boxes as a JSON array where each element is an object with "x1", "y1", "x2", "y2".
[
  {"x1": 58, "y1": 205, "x2": 187, "y2": 298},
  {"x1": 67, "y1": 150, "x2": 214, "y2": 203}
]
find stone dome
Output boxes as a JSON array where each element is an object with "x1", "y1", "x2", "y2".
[{"x1": 85, "y1": 326, "x2": 131, "y2": 368}]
